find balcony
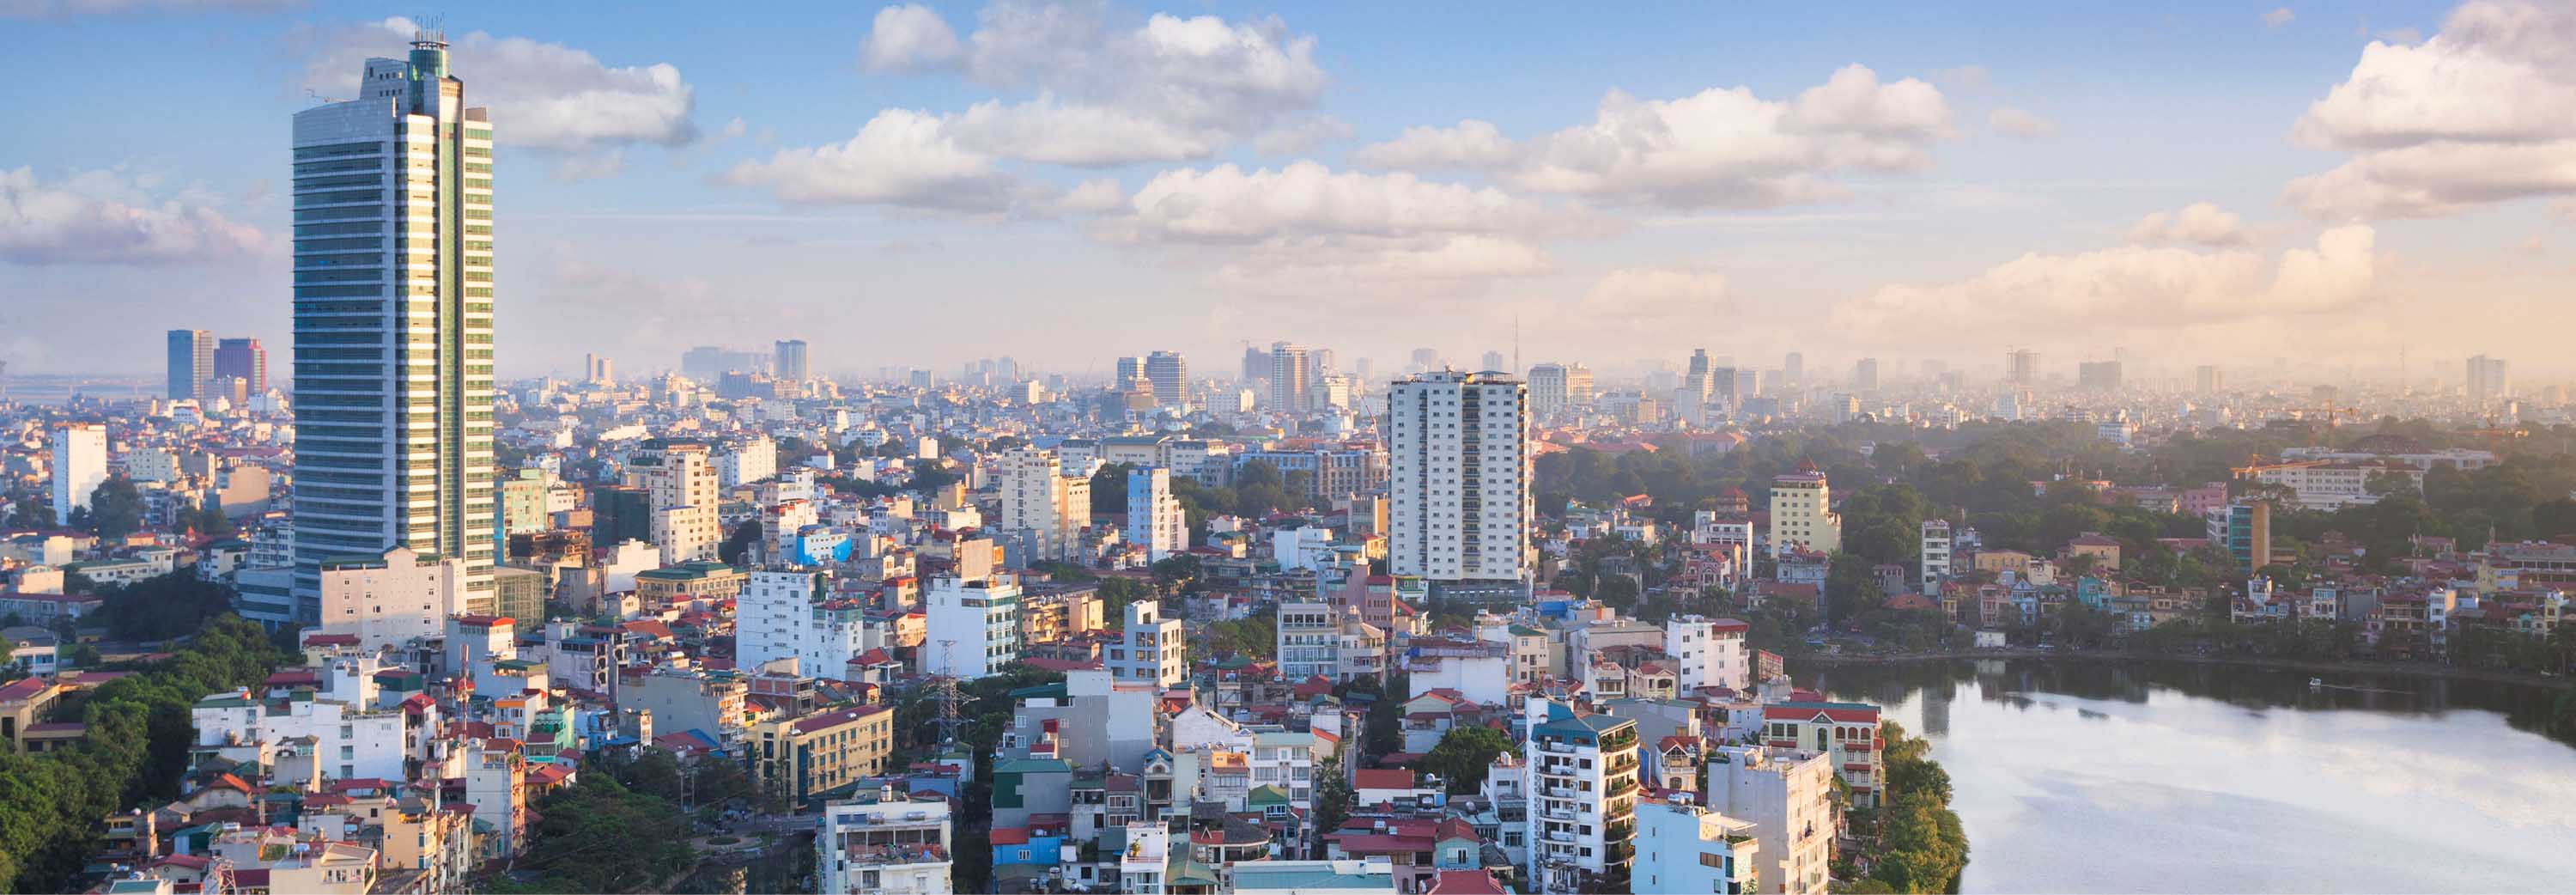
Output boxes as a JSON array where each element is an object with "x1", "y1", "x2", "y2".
[{"x1": 1539, "y1": 806, "x2": 1576, "y2": 821}]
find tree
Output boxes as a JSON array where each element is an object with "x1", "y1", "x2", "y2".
[
  {"x1": 96, "y1": 572, "x2": 236, "y2": 641},
  {"x1": 1420, "y1": 726, "x2": 1514, "y2": 795},
  {"x1": 87, "y1": 478, "x2": 143, "y2": 542},
  {"x1": 501, "y1": 775, "x2": 696, "y2": 893},
  {"x1": 1090, "y1": 463, "x2": 1132, "y2": 514}
]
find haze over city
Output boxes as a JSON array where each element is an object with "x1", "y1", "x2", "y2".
[{"x1": 6, "y1": 1, "x2": 2573, "y2": 382}]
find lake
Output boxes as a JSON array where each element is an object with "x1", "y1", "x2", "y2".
[{"x1": 1807, "y1": 659, "x2": 2576, "y2": 893}]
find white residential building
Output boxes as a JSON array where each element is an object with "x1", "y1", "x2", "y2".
[
  {"x1": 191, "y1": 686, "x2": 410, "y2": 782},
  {"x1": 630, "y1": 441, "x2": 720, "y2": 564},
  {"x1": 737, "y1": 569, "x2": 868, "y2": 681},
  {"x1": 1705, "y1": 746, "x2": 1835, "y2": 895},
  {"x1": 1524, "y1": 698, "x2": 1641, "y2": 894},
  {"x1": 922, "y1": 574, "x2": 1022, "y2": 678},
  {"x1": 1664, "y1": 614, "x2": 1751, "y2": 693},
  {"x1": 317, "y1": 546, "x2": 466, "y2": 654},
  {"x1": 1636, "y1": 798, "x2": 1762, "y2": 895},
  {"x1": 817, "y1": 788, "x2": 951, "y2": 895},
  {"x1": 1276, "y1": 601, "x2": 1387, "y2": 685},
  {"x1": 1388, "y1": 370, "x2": 1532, "y2": 601},
  {"x1": 289, "y1": 34, "x2": 497, "y2": 617},
  {"x1": 999, "y1": 448, "x2": 1091, "y2": 563},
  {"x1": 51, "y1": 423, "x2": 107, "y2": 526},
  {"x1": 1920, "y1": 520, "x2": 1953, "y2": 590},
  {"x1": 1125, "y1": 466, "x2": 1187, "y2": 561},
  {"x1": 714, "y1": 435, "x2": 778, "y2": 489},
  {"x1": 1106, "y1": 600, "x2": 1184, "y2": 688}
]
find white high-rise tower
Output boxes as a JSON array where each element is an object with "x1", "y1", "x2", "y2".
[
  {"x1": 1388, "y1": 370, "x2": 1532, "y2": 602},
  {"x1": 289, "y1": 30, "x2": 496, "y2": 620}
]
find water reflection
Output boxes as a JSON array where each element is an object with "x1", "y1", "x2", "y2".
[{"x1": 1807, "y1": 659, "x2": 2576, "y2": 893}]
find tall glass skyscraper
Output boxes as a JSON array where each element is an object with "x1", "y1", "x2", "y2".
[
  {"x1": 289, "y1": 30, "x2": 495, "y2": 618},
  {"x1": 167, "y1": 329, "x2": 210, "y2": 399}
]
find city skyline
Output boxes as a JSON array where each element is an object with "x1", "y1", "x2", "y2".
[{"x1": 5, "y1": 1, "x2": 2572, "y2": 379}]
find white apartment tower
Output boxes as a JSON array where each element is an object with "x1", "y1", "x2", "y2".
[
  {"x1": 1664, "y1": 614, "x2": 1750, "y2": 693},
  {"x1": 738, "y1": 569, "x2": 868, "y2": 681},
  {"x1": 1524, "y1": 699, "x2": 1642, "y2": 893},
  {"x1": 51, "y1": 423, "x2": 107, "y2": 526},
  {"x1": 1125, "y1": 466, "x2": 1187, "y2": 562},
  {"x1": 999, "y1": 448, "x2": 1091, "y2": 563},
  {"x1": 1528, "y1": 363, "x2": 1570, "y2": 422},
  {"x1": 290, "y1": 32, "x2": 496, "y2": 618},
  {"x1": 629, "y1": 441, "x2": 720, "y2": 564},
  {"x1": 1389, "y1": 370, "x2": 1532, "y2": 600},
  {"x1": 1919, "y1": 520, "x2": 1953, "y2": 591},
  {"x1": 818, "y1": 789, "x2": 951, "y2": 895}
]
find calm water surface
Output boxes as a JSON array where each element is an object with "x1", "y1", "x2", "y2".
[{"x1": 1808, "y1": 659, "x2": 2576, "y2": 893}]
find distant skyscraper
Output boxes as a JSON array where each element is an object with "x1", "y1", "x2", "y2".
[
  {"x1": 2078, "y1": 360, "x2": 2122, "y2": 392},
  {"x1": 290, "y1": 30, "x2": 496, "y2": 618},
  {"x1": 1115, "y1": 355, "x2": 1147, "y2": 391},
  {"x1": 1784, "y1": 351, "x2": 1804, "y2": 387},
  {"x1": 1528, "y1": 363, "x2": 1570, "y2": 421},
  {"x1": 584, "y1": 353, "x2": 615, "y2": 385},
  {"x1": 1242, "y1": 345, "x2": 1271, "y2": 384},
  {"x1": 166, "y1": 329, "x2": 211, "y2": 400},
  {"x1": 2467, "y1": 355, "x2": 2511, "y2": 407},
  {"x1": 2006, "y1": 349, "x2": 2040, "y2": 386},
  {"x1": 2196, "y1": 364, "x2": 2223, "y2": 394},
  {"x1": 1481, "y1": 350, "x2": 1508, "y2": 373},
  {"x1": 1388, "y1": 370, "x2": 1531, "y2": 601},
  {"x1": 1853, "y1": 357, "x2": 1879, "y2": 392},
  {"x1": 213, "y1": 338, "x2": 266, "y2": 395},
  {"x1": 1411, "y1": 347, "x2": 1439, "y2": 371},
  {"x1": 1125, "y1": 467, "x2": 1187, "y2": 562},
  {"x1": 775, "y1": 339, "x2": 810, "y2": 381},
  {"x1": 1144, "y1": 350, "x2": 1188, "y2": 408},
  {"x1": 52, "y1": 423, "x2": 106, "y2": 526},
  {"x1": 1269, "y1": 341, "x2": 1311, "y2": 412}
]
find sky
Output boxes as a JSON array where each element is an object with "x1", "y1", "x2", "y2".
[{"x1": 1, "y1": 0, "x2": 2569, "y2": 386}]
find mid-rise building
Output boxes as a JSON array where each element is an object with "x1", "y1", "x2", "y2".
[
  {"x1": 317, "y1": 546, "x2": 466, "y2": 654},
  {"x1": 1663, "y1": 615, "x2": 1749, "y2": 693},
  {"x1": 2077, "y1": 360, "x2": 2122, "y2": 392},
  {"x1": 289, "y1": 31, "x2": 497, "y2": 621},
  {"x1": 737, "y1": 569, "x2": 868, "y2": 680},
  {"x1": 1919, "y1": 520, "x2": 1953, "y2": 590},
  {"x1": 1636, "y1": 798, "x2": 1761, "y2": 895},
  {"x1": 751, "y1": 703, "x2": 893, "y2": 803},
  {"x1": 818, "y1": 787, "x2": 951, "y2": 895},
  {"x1": 1758, "y1": 702, "x2": 1884, "y2": 808},
  {"x1": 1768, "y1": 468, "x2": 1840, "y2": 558},
  {"x1": 2467, "y1": 354, "x2": 2511, "y2": 407},
  {"x1": 50, "y1": 423, "x2": 106, "y2": 527},
  {"x1": 1277, "y1": 600, "x2": 1388, "y2": 685},
  {"x1": 1705, "y1": 746, "x2": 1835, "y2": 895},
  {"x1": 1125, "y1": 467, "x2": 1186, "y2": 561},
  {"x1": 1524, "y1": 698, "x2": 1641, "y2": 893},
  {"x1": 999, "y1": 448, "x2": 1091, "y2": 563},
  {"x1": 1269, "y1": 341, "x2": 1313, "y2": 413},
  {"x1": 2208, "y1": 501, "x2": 2274, "y2": 574},
  {"x1": 923, "y1": 574, "x2": 1022, "y2": 678},
  {"x1": 1388, "y1": 370, "x2": 1532, "y2": 602},
  {"x1": 629, "y1": 441, "x2": 719, "y2": 564},
  {"x1": 1105, "y1": 600, "x2": 1184, "y2": 688}
]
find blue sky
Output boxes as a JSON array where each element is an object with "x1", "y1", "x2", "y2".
[{"x1": 3, "y1": 1, "x2": 2564, "y2": 386}]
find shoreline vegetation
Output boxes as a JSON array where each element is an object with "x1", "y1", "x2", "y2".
[{"x1": 1797, "y1": 647, "x2": 2576, "y2": 690}]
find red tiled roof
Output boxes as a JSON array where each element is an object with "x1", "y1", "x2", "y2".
[
  {"x1": 1427, "y1": 869, "x2": 1509, "y2": 895},
  {"x1": 1353, "y1": 768, "x2": 1414, "y2": 790},
  {"x1": 990, "y1": 826, "x2": 1030, "y2": 846}
]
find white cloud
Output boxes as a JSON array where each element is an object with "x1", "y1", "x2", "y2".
[
  {"x1": 2263, "y1": 7, "x2": 2296, "y2": 28},
  {"x1": 1251, "y1": 114, "x2": 1353, "y2": 155},
  {"x1": 845, "y1": 3, "x2": 1328, "y2": 167},
  {"x1": 720, "y1": 117, "x2": 748, "y2": 139},
  {"x1": 862, "y1": 3, "x2": 964, "y2": 71},
  {"x1": 2128, "y1": 201, "x2": 2251, "y2": 247},
  {"x1": 2286, "y1": 1, "x2": 2576, "y2": 218},
  {"x1": 1093, "y1": 161, "x2": 1577, "y2": 291},
  {"x1": 1830, "y1": 226, "x2": 2379, "y2": 345},
  {"x1": 717, "y1": 108, "x2": 1030, "y2": 212},
  {"x1": 1988, "y1": 106, "x2": 2057, "y2": 139},
  {"x1": 1351, "y1": 119, "x2": 1517, "y2": 170},
  {"x1": 1051, "y1": 177, "x2": 1128, "y2": 215},
  {"x1": 295, "y1": 17, "x2": 696, "y2": 153},
  {"x1": 1579, "y1": 269, "x2": 1735, "y2": 320},
  {"x1": 0, "y1": 167, "x2": 267, "y2": 265},
  {"x1": 1352, "y1": 64, "x2": 1953, "y2": 209}
]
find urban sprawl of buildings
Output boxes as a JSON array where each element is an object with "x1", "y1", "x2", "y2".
[{"x1": 5, "y1": 30, "x2": 2575, "y2": 895}]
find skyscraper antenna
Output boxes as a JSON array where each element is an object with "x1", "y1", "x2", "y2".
[{"x1": 1512, "y1": 313, "x2": 1521, "y2": 374}]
